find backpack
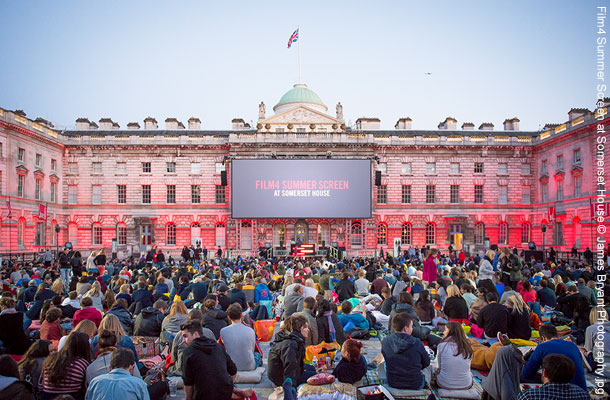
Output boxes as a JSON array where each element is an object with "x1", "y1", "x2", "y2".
[{"x1": 346, "y1": 327, "x2": 370, "y2": 340}]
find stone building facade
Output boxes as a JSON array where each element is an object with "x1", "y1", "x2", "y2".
[{"x1": 0, "y1": 84, "x2": 608, "y2": 258}]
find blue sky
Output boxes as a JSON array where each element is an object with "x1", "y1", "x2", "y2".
[{"x1": 0, "y1": 1, "x2": 594, "y2": 130}]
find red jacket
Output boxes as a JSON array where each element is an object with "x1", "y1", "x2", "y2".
[
  {"x1": 73, "y1": 307, "x2": 102, "y2": 328},
  {"x1": 40, "y1": 320, "x2": 65, "y2": 341}
]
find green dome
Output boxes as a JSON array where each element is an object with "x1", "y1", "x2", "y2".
[{"x1": 273, "y1": 83, "x2": 327, "y2": 112}]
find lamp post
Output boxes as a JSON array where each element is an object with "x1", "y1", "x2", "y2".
[
  {"x1": 541, "y1": 224, "x2": 547, "y2": 262},
  {"x1": 55, "y1": 224, "x2": 60, "y2": 260}
]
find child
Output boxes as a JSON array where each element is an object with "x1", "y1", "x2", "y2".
[{"x1": 332, "y1": 339, "x2": 367, "y2": 384}]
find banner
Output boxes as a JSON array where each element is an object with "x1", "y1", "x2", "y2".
[
  {"x1": 38, "y1": 204, "x2": 47, "y2": 221},
  {"x1": 591, "y1": 201, "x2": 609, "y2": 219}
]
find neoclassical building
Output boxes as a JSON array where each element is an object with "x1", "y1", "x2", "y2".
[{"x1": 0, "y1": 83, "x2": 607, "y2": 258}]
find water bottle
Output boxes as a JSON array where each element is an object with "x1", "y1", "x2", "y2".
[
  {"x1": 326, "y1": 354, "x2": 331, "y2": 368},
  {"x1": 168, "y1": 379, "x2": 177, "y2": 397},
  {"x1": 312, "y1": 356, "x2": 318, "y2": 371}
]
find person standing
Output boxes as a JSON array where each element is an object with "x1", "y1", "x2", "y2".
[
  {"x1": 59, "y1": 248, "x2": 73, "y2": 287},
  {"x1": 423, "y1": 249, "x2": 438, "y2": 284}
]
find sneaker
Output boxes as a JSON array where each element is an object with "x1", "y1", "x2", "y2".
[{"x1": 497, "y1": 332, "x2": 511, "y2": 346}]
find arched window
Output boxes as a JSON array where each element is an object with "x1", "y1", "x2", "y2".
[
  {"x1": 166, "y1": 223, "x2": 176, "y2": 245},
  {"x1": 401, "y1": 223, "x2": 412, "y2": 245},
  {"x1": 351, "y1": 221, "x2": 362, "y2": 248},
  {"x1": 17, "y1": 218, "x2": 25, "y2": 247},
  {"x1": 521, "y1": 223, "x2": 531, "y2": 244},
  {"x1": 498, "y1": 222, "x2": 508, "y2": 245},
  {"x1": 425, "y1": 223, "x2": 435, "y2": 245},
  {"x1": 377, "y1": 224, "x2": 387, "y2": 245},
  {"x1": 474, "y1": 222, "x2": 485, "y2": 245},
  {"x1": 273, "y1": 222, "x2": 285, "y2": 247},
  {"x1": 317, "y1": 222, "x2": 330, "y2": 247},
  {"x1": 92, "y1": 223, "x2": 102, "y2": 246},
  {"x1": 241, "y1": 220, "x2": 252, "y2": 250},
  {"x1": 215, "y1": 223, "x2": 226, "y2": 247},
  {"x1": 117, "y1": 223, "x2": 127, "y2": 245}
]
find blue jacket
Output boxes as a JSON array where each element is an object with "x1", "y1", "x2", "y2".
[
  {"x1": 338, "y1": 313, "x2": 369, "y2": 331},
  {"x1": 381, "y1": 332, "x2": 430, "y2": 389},
  {"x1": 86, "y1": 368, "x2": 149, "y2": 400},
  {"x1": 254, "y1": 283, "x2": 272, "y2": 303},
  {"x1": 521, "y1": 339, "x2": 586, "y2": 390}
]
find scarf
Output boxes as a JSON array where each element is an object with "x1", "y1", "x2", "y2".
[{"x1": 324, "y1": 311, "x2": 336, "y2": 342}]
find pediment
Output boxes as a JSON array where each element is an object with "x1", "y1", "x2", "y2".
[{"x1": 259, "y1": 105, "x2": 341, "y2": 126}]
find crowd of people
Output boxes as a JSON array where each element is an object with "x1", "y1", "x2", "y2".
[{"x1": 0, "y1": 243, "x2": 607, "y2": 400}]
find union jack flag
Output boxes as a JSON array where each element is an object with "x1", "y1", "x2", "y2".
[{"x1": 287, "y1": 28, "x2": 299, "y2": 48}]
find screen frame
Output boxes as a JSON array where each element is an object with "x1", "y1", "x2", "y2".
[{"x1": 230, "y1": 158, "x2": 372, "y2": 219}]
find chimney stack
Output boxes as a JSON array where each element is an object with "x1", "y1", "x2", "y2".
[
  {"x1": 165, "y1": 118, "x2": 180, "y2": 130},
  {"x1": 355, "y1": 117, "x2": 381, "y2": 130},
  {"x1": 76, "y1": 118, "x2": 91, "y2": 130},
  {"x1": 394, "y1": 117, "x2": 412, "y2": 130},
  {"x1": 503, "y1": 117, "x2": 520, "y2": 131},
  {"x1": 188, "y1": 117, "x2": 201, "y2": 130},
  {"x1": 127, "y1": 122, "x2": 140, "y2": 130},
  {"x1": 232, "y1": 118, "x2": 247, "y2": 130},
  {"x1": 438, "y1": 117, "x2": 457, "y2": 130},
  {"x1": 567, "y1": 108, "x2": 590, "y2": 121},
  {"x1": 144, "y1": 117, "x2": 158, "y2": 130},
  {"x1": 461, "y1": 122, "x2": 475, "y2": 131},
  {"x1": 478, "y1": 122, "x2": 494, "y2": 131},
  {"x1": 99, "y1": 118, "x2": 114, "y2": 130}
]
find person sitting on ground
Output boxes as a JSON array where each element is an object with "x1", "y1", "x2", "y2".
[
  {"x1": 557, "y1": 285, "x2": 592, "y2": 330},
  {"x1": 131, "y1": 281, "x2": 154, "y2": 310},
  {"x1": 442, "y1": 285, "x2": 469, "y2": 322},
  {"x1": 56, "y1": 293, "x2": 79, "y2": 318},
  {"x1": 201, "y1": 296, "x2": 229, "y2": 339},
  {"x1": 379, "y1": 286, "x2": 396, "y2": 316},
  {"x1": 283, "y1": 284, "x2": 305, "y2": 320},
  {"x1": 134, "y1": 300, "x2": 167, "y2": 337},
  {"x1": 477, "y1": 291, "x2": 509, "y2": 339},
  {"x1": 85, "y1": 348, "x2": 149, "y2": 400},
  {"x1": 0, "y1": 354, "x2": 35, "y2": 399},
  {"x1": 371, "y1": 272, "x2": 389, "y2": 295},
  {"x1": 219, "y1": 303, "x2": 259, "y2": 371},
  {"x1": 39, "y1": 308, "x2": 66, "y2": 341},
  {"x1": 354, "y1": 271, "x2": 370, "y2": 297},
  {"x1": 335, "y1": 272, "x2": 356, "y2": 302},
  {"x1": 316, "y1": 299, "x2": 346, "y2": 345},
  {"x1": 90, "y1": 314, "x2": 140, "y2": 365},
  {"x1": 268, "y1": 315, "x2": 314, "y2": 388},
  {"x1": 115, "y1": 284, "x2": 133, "y2": 307},
  {"x1": 381, "y1": 312, "x2": 430, "y2": 390},
  {"x1": 519, "y1": 280, "x2": 537, "y2": 304},
  {"x1": 217, "y1": 285, "x2": 232, "y2": 311},
  {"x1": 106, "y1": 298, "x2": 134, "y2": 336},
  {"x1": 584, "y1": 306, "x2": 610, "y2": 378},
  {"x1": 332, "y1": 339, "x2": 367, "y2": 385},
  {"x1": 469, "y1": 287, "x2": 488, "y2": 323},
  {"x1": 436, "y1": 321, "x2": 473, "y2": 390},
  {"x1": 0, "y1": 296, "x2": 32, "y2": 355},
  {"x1": 505, "y1": 294, "x2": 531, "y2": 340},
  {"x1": 415, "y1": 290, "x2": 436, "y2": 325},
  {"x1": 86, "y1": 330, "x2": 141, "y2": 384},
  {"x1": 337, "y1": 301, "x2": 369, "y2": 331},
  {"x1": 18, "y1": 340, "x2": 53, "y2": 396},
  {"x1": 152, "y1": 276, "x2": 169, "y2": 300},
  {"x1": 161, "y1": 300, "x2": 188, "y2": 343},
  {"x1": 521, "y1": 324, "x2": 587, "y2": 390},
  {"x1": 73, "y1": 297, "x2": 103, "y2": 328},
  {"x1": 536, "y1": 278, "x2": 557, "y2": 309},
  {"x1": 460, "y1": 284, "x2": 477, "y2": 309},
  {"x1": 517, "y1": 354, "x2": 590, "y2": 400},
  {"x1": 293, "y1": 297, "x2": 319, "y2": 346}
]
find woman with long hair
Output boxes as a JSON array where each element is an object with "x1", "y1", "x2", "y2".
[
  {"x1": 469, "y1": 287, "x2": 488, "y2": 323},
  {"x1": 18, "y1": 340, "x2": 53, "y2": 395},
  {"x1": 268, "y1": 315, "x2": 313, "y2": 387},
  {"x1": 85, "y1": 281, "x2": 104, "y2": 312},
  {"x1": 436, "y1": 321, "x2": 473, "y2": 390},
  {"x1": 50, "y1": 279, "x2": 65, "y2": 296},
  {"x1": 102, "y1": 288, "x2": 116, "y2": 311},
  {"x1": 58, "y1": 319, "x2": 97, "y2": 351},
  {"x1": 90, "y1": 314, "x2": 139, "y2": 364},
  {"x1": 415, "y1": 290, "x2": 436, "y2": 325},
  {"x1": 478, "y1": 250, "x2": 496, "y2": 283},
  {"x1": 315, "y1": 298, "x2": 346, "y2": 345},
  {"x1": 442, "y1": 284, "x2": 469, "y2": 322},
  {"x1": 116, "y1": 283, "x2": 132, "y2": 306},
  {"x1": 39, "y1": 331, "x2": 91, "y2": 400},
  {"x1": 505, "y1": 294, "x2": 531, "y2": 340},
  {"x1": 161, "y1": 300, "x2": 188, "y2": 343}
]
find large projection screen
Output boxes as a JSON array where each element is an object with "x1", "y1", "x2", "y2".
[{"x1": 231, "y1": 159, "x2": 372, "y2": 219}]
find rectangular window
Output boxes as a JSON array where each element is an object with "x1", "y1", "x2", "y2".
[
  {"x1": 50, "y1": 182, "x2": 56, "y2": 203},
  {"x1": 92, "y1": 225, "x2": 102, "y2": 245},
  {"x1": 401, "y1": 163, "x2": 412, "y2": 174},
  {"x1": 68, "y1": 185, "x2": 77, "y2": 204},
  {"x1": 69, "y1": 163, "x2": 78, "y2": 174},
  {"x1": 541, "y1": 160, "x2": 548, "y2": 174},
  {"x1": 474, "y1": 185, "x2": 484, "y2": 203},
  {"x1": 401, "y1": 185, "x2": 411, "y2": 203},
  {"x1": 557, "y1": 180, "x2": 564, "y2": 201},
  {"x1": 521, "y1": 163, "x2": 531, "y2": 175},
  {"x1": 116, "y1": 162, "x2": 126, "y2": 174},
  {"x1": 450, "y1": 163, "x2": 460, "y2": 175},
  {"x1": 215, "y1": 163, "x2": 225, "y2": 174},
  {"x1": 215, "y1": 185, "x2": 226, "y2": 203},
  {"x1": 426, "y1": 162, "x2": 436, "y2": 174},
  {"x1": 166, "y1": 162, "x2": 176, "y2": 173},
  {"x1": 191, "y1": 185, "x2": 200, "y2": 203},
  {"x1": 51, "y1": 159, "x2": 57, "y2": 171},
  {"x1": 142, "y1": 185, "x2": 151, "y2": 204},
  {"x1": 117, "y1": 225, "x2": 127, "y2": 245},
  {"x1": 18, "y1": 148, "x2": 25, "y2": 162},
  {"x1": 498, "y1": 163, "x2": 508, "y2": 175},
  {"x1": 35, "y1": 180, "x2": 41, "y2": 200},
  {"x1": 167, "y1": 185, "x2": 176, "y2": 203},
  {"x1": 474, "y1": 162, "x2": 484, "y2": 173},
  {"x1": 35, "y1": 153, "x2": 42, "y2": 167},
  {"x1": 450, "y1": 185, "x2": 460, "y2": 203},
  {"x1": 377, "y1": 185, "x2": 387, "y2": 204},
  {"x1": 92, "y1": 185, "x2": 102, "y2": 204},
  {"x1": 574, "y1": 176, "x2": 581, "y2": 197},
  {"x1": 541, "y1": 183, "x2": 548, "y2": 202},
  {"x1": 522, "y1": 187, "x2": 531, "y2": 204},
  {"x1": 35, "y1": 222, "x2": 45, "y2": 246},
  {"x1": 377, "y1": 164, "x2": 387, "y2": 174},
  {"x1": 92, "y1": 162, "x2": 102, "y2": 174},
  {"x1": 553, "y1": 222, "x2": 564, "y2": 245},
  {"x1": 573, "y1": 149, "x2": 581, "y2": 164},
  {"x1": 498, "y1": 186, "x2": 508, "y2": 204},
  {"x1": 117, "y1": 185, "x2": 127, "y2": 204},
  {"x1": 191, "y1": 163, "x2": 201, "y2": 174},
  {"x1": 142, "y1": 162, "x2": 151, "y2": 173},
  {"x1": 426, "y1": 185, "x2": 435, "y2": 204},
  {"x1": 17, "y1": 175, "x2": 24, "y2": 197},
  {"x1": 556, "y1": 154, "x2": 564, "y2": 170},
  {"x1": 167, "y1": 225, "x2": 176, "y2": 245}
]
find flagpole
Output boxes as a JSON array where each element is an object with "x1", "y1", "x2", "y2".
[{"x1": 297, "y1": 25, "x2": 302, "y2": 83}]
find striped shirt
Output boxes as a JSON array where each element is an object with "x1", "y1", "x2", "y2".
[{"x1": 41, "y1": 357, "x2": 89, "y2": 394}]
